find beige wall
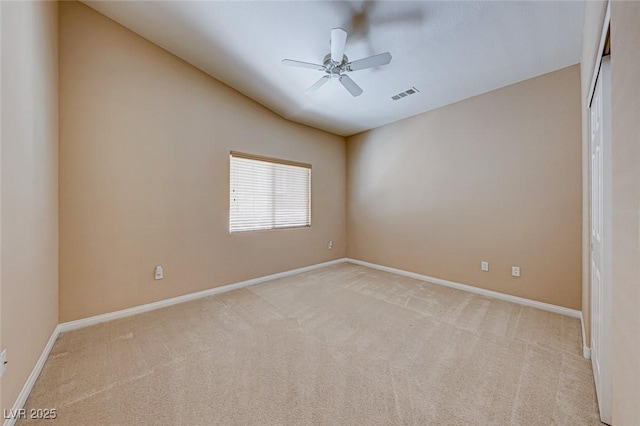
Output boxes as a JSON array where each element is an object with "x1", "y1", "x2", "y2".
[
  {"x1": 610, "y1": 2, "x2": 640, "y2": 423},
  {"x1": 347, "y1": 65, "x2": 582, "y2": 310},
  {"x1": 0, "y1": 0, "x2": 59, "y2": 412},
  {"x1": 59, "y1": 2, "x2": 346, "y2": 322},
  {"x1": 580, "y1": 0, "x2": 608, "y2": 352},
  {"x1": 2, "y1": 0, "x2": 634, "y2": 420}
]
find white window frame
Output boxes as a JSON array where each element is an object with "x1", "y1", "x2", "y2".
[{"x1": 229, "y1": 151, "x2": 311, "y2": 233}]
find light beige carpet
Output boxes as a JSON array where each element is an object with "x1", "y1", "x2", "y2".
[{"x1": 19, "y1": 263, "x2": 602, "y2": 425}]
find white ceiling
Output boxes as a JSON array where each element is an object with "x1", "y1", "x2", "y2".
[{"x1": 84, "y1": 1, "x2": 585, "y2": 137}]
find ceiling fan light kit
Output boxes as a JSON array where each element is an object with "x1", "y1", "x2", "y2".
[{"x1": 282, "y1": 27, "x2": 392, "y2": 97}]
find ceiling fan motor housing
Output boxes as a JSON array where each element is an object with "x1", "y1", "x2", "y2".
[{"x1": 323, "y1": 54, "x2": 349, "y2": 75}]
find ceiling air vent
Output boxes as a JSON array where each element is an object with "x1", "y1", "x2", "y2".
[{"x1": 391, "y1": 87, "x2": 420, "y2": 101}]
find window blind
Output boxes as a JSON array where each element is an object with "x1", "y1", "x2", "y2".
[{"x1": 230, "y1": 152, "x2": 311, "y2": 233}]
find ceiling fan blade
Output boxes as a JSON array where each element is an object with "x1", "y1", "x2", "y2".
[
  {"x1": 346, "y1": 52, "x2": 392, "y2": 72},
  {"x1": 305, "y1": 76, "x2": 330, "y2": 94},
  {"x1": 330, "y1": 28, "x2": 347, "y2": 63},
  {"x1": 282, "y1": 59, "x2": 326, "y2": 71},
  {"x1": 339, "y1": 75, "x2": 363, "y2": 97}
]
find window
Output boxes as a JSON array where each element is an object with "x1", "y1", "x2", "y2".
[{"x1": 230, "y1": 151, "x2": 311, "y2": 233}]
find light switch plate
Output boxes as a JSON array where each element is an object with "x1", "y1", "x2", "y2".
[{"x1": 0, "y1": 349, "x2": 7, "y2": 378}]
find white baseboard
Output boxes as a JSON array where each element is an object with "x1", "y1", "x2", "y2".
[
  {"x1": 3, "y1": 324, "x2": 62, "y2": 426},
  {"x1": 4, "y1": 258, "x2": 348, "y2": 424},
  {"x1": 7, "y1": 256, "x2": 585, "y2": 424},
  {"x1": 345, "y1": 258, "x2": 582, "y2": 318},
  {"x1": 58, "y1": 258, "x2": 348, "y2": 334},
  {"x1": 581, "y1": 313, "x2": 591, "y2": 359}
]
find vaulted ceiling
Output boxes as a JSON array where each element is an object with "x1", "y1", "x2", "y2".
[{"x1": 84, "y1": 1, "x2": 585, "y2": 136}]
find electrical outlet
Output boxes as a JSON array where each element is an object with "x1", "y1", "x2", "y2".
[
  {"x1": 512, "y1": 266, "x2": 521, "y2": 277},
  {"x1": 481, "y1": 261, "x2": 489, "y2": 272},
  {"x1": 0, "y1": 349, "x2": 7, "y2": 378},
  {"x1": 328, "y1": 240, "x2": 333, "y2": 250},
  {"x1": 154, "y1": 265, "x2": 163, "y2": 280}
]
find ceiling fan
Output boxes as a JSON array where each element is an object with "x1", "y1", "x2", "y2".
[{"x1": 282, "y1": 28, "x2": 392, "y2": 97}]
